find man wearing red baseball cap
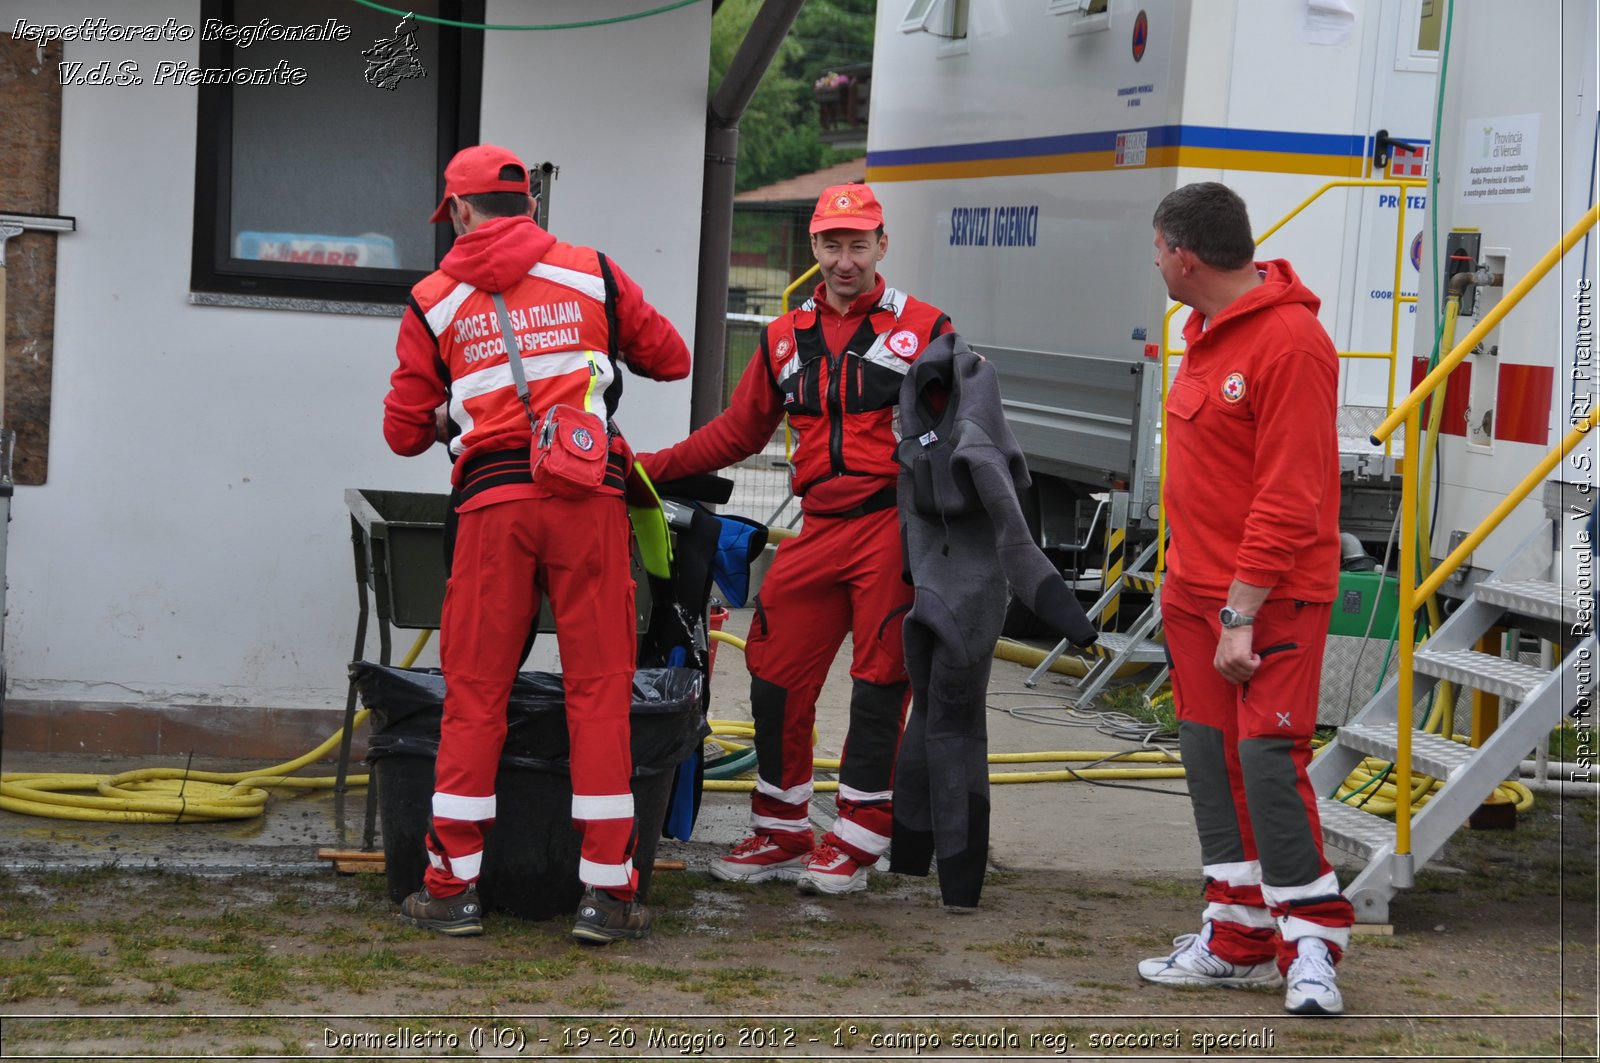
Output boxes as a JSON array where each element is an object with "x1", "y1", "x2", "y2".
[
  {"x1": 383, "y1": 144, "x2": 691, "y2": 943},
  {"x1": 640, "y1": 182, "x2": 953, "y2": 896},
  {"x1": 426, "y1": 144, "x2": 536, "y2": 224}
]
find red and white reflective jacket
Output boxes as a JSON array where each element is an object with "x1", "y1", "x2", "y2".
[
  {"x1": 384, "y1": 216, "x2": 690, "y2": 505},
  {"x1": 642, "y1": 277, "x2": 950, "y2": 515}
]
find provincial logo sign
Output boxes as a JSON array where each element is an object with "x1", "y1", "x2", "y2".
[
  {"x1": 571, "y1": 426, "x2": 596, "y2": 451},
  {"x1": 888, "y1": 330, "x2": 920, "y2": 359},
  {"x1": 1221, "y1": 372, "x2": 1246, "y2": 403},
  {"x1": 1132, "y1": 11, "x2": 1149, "y2": 62}
]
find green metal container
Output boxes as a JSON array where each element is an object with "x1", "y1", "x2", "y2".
[
  {"x1": 343, "y1": 488, "x2": 651, "y2": 634},
  {"x1": 1328, "y1": 570, "x2": 1399, "y2": 639}
]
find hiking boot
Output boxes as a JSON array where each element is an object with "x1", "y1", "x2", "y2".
[
  {"x1": 1284, "y1": 937, "x2": 1344, "y2": 1016},
  {"x1": 400, "y1": 885, "x2": 483, "y2": 937},
  {"x1": 1137, "y1": 922, "x2": 1282, "y2": 989},
  {"x1": 795, "y1": 842, "x2": 870, "y2": 896},
  {"x1": 710, "y1": 832, "x2": 812, "y2": 884},
  {"x1": 571, "y1": 887, "x2": 653, "y2": 945}
]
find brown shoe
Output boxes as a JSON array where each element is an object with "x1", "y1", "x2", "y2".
[
  {"x1": 571, "y1": 887, "x2": 652, "y2": 945},
  {"x1": 400, "y1": 885, "x2": 483, "y2": 936}
]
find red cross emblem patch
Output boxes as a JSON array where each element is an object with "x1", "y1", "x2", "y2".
[
  {"x1": 888, "y1": 330, "x2": 920, "y2": 359},
  {"x1": 1221, "y1": 372, "x2": 1246, "y2": 403}
]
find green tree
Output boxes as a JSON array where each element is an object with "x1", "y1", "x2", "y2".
[{"x1": 710, "y1": 0, "x2": 876, "y2": 192}]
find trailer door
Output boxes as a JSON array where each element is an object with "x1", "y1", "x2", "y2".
[{"x1": 1340, "y1": 0, "x2": 1442, "y2": 420}]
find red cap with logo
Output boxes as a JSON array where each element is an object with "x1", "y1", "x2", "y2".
[
  {"x1": 429, "y1": 144, "x2": 531, "y2": 223},
  {"x1": 810, "y1": 183, "x2": 884, "y2": 234}
]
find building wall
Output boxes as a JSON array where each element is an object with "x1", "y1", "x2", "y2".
[{"x1": 3, "y1": 0, "x2": 709, "y2": 745}]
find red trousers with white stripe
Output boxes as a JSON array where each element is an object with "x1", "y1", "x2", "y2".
[
  {"x1": 1163, "y1": 577, "x2": 1355, "y2": 972},
  {"x1": 425, "y1": 494, "x2": 639, "y2": 900},
  {"x1": 744, "y1": 506, "x2": 911, "y2": 865}
]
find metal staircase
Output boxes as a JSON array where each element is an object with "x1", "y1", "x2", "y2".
[
  {"x1": 1308, "y1": 518, "x2": 1595, "y2": 924},
  {"x1": 1023, "y1": 535, "x2": 1166, "y2": 706}
]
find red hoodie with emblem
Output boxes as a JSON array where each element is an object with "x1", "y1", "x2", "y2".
[{"x1": 1162, "y1": 259, "x2": 1341, "y2": 602}]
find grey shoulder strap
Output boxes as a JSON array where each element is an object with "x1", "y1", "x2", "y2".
[{"x1": 491, "y1": 292, "x2": 537, "y2": 431}]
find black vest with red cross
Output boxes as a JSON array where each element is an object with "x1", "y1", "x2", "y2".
[{"x1": 761, "y1": 287, "x2": 950, "y2": 500}]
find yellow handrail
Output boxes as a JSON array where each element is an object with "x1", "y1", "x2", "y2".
[
  {"x1": 782, "y1": 264, "x2": 820, "y2": 314},
  {"x1": 1385, "y1": 202, "x2": 1599, "y2": 859},
  {"x1": 1157, "y1": 177, "x2": 1424, "y2": 572},
  {"x1": 1420, "y1": 407, "x2": 1599, "y2": 603},
  {"x1": 771, "y1": 264, "x2": 821, "y2": 465},
  {"x1": 1374, "y1": 201, "x2": 1600, "y2": 444}
]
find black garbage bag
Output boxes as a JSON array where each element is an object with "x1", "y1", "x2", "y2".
[{"x1": 353, "y1": 662, "x2": 707, "y2": 919}]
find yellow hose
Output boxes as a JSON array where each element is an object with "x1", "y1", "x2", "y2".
[
  {"x1": 993, "y1": 637, "x2": 1147, "y2": 679},
  {"x1": 0, "y1": 631, "x2": 436, "y2": 823}
]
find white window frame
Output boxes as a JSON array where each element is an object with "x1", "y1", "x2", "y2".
[
  {"x1": 1396, "y1": 0, "x2": 1442, "y2": 74},
  {"x1": 899, "y1": 0, "x2": 969, "y2": 40},
  {"x1": 1049, "y1": 0, "x2": 1110, "y2": 35}
]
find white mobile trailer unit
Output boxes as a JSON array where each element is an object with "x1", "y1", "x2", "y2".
[
  {"x1": 1410, "y1": 0, "x2": 1597, "y2": 577},
  {"x1": 867, "y1": 0, "x2": 1444, "y2": 556}
]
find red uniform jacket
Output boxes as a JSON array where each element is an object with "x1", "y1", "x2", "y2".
[
  {"x1": 384, "y1": 215, "x2": 690, "y2": 505},
  {"x1": 642, "y1": 277, "x2": 950, "y2": 515},
  {"x1": 1163, "y1": 259, "x2": 1341, "y2": 602}
]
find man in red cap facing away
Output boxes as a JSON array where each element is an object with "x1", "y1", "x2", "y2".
[
  {"x1": 640, "y1": 183, "x2": 952, "y2": 896},
  {"x1": 383, "y1": 144, "x2": 690, "y2": 942}
]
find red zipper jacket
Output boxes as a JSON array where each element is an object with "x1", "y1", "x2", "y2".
[
  {"x1": 384, "y1": 216, "x2": 690, "y2": 502},
  {"x1": 1163, "y1": 259, "x2": 1341, "y2": 601},
  {"x1": 641, "y1": 277, "x2": 951, "y2": 515}
]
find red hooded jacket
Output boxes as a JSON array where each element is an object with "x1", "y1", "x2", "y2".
[
  {"x1": 384, "y1": 216, "x2": 690, "y2": 503},
  {"x1": 1162, "y1": 259, "x2": 1341, "y2": 601}
]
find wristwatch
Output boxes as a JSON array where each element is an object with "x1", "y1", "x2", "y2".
[{"x1": 1218, "y1": 607, "x2": 1255, "y2": 629}]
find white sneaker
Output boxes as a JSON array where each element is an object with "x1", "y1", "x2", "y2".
[
  {"x1": 1137, "y1": 922, "x2": 1283, "y2": 989},
  {"x1": 709, "y1": 832, "x2": 811, "y2": 883},
  {"x1": 1284, "y1": 937, "x2": 1344, "y2": 1016},
  {"x1": 794, "y1": 842, "x2": 870, "y2": 895}
]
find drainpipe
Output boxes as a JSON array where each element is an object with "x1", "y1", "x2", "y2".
[
  {"x1": 0, "y1": 224, "x2": 16, "y2": 749},
  {"x1": 691, "y1": 0, "x2": 806, "y2": 429},
  {"x1": 0, "y1": 211, "x2": 75, "y2": 752}
]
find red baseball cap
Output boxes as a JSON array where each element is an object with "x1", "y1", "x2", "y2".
[
  {"x1": 429, "y1": 144, "x2": 531, "y2": 223},
  {"x1": 810, "y1": 183, "x2": 884, "y2": 234}
]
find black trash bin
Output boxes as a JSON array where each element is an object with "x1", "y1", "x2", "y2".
[{"x1": 355, "y1": 663, "x2": 707, "y2": 921}]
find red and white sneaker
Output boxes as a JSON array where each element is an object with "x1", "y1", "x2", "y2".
[
  {"x1": 710, "y1": 832, "x2": 812, "y2": 883},
  {"x1": 795, "y1": 842, "x2": 870, "y2": 896}
]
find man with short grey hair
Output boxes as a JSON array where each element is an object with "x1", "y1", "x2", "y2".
[{"x1": 1138, "y1": 181, "x2": 1355, "y2": 1016}]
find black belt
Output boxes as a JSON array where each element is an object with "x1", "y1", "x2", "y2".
[
  {"x1": 455, "y1": 446, "x2": 628, "y2": 506},
  {"x1": 457, "y1": 447, "x2": 532, "y2": 506},
  {"x1": 816, "y1": 485, "x2": 897, "y2": 520}
]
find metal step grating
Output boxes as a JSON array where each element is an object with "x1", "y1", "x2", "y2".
[
  {"x1": 1085, "y1": 630, "x2": 1166, "y2": 663},
  {"x1": 1336, "y1": 723, "x2": 1478, "y2": 780},
  {"x1": 1475, "y1": 578, "x2": 1580, "y2": 625},
  {"x1": 1413, "y1": 647, "x2": 1550, "y2": 701},
  {"x1": 1317, "y1": 795, "x2": 1395, "y2": 860},
  {"x1": 1122, "y1": 571, "x2": 1161, "y2": 593}
]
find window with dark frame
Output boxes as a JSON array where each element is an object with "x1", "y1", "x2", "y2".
[{"x1": 190, "y1": 0, "x2": 483, "y2": 305}]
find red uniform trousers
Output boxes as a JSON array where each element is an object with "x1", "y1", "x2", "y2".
[
  {"x1": 743, "y1": 505, "x2": 911, "y2": 865},
  {"x1": 1162, "y1": 577, "x2": 1355, "y2": 972},
  {"x1": 425, "y1": 493, "x2": 640, "y2": 900}
]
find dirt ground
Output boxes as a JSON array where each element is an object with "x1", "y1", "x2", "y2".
[{"x1": 1, "y1": 796, "x2": 1595, "y2": 1061}]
